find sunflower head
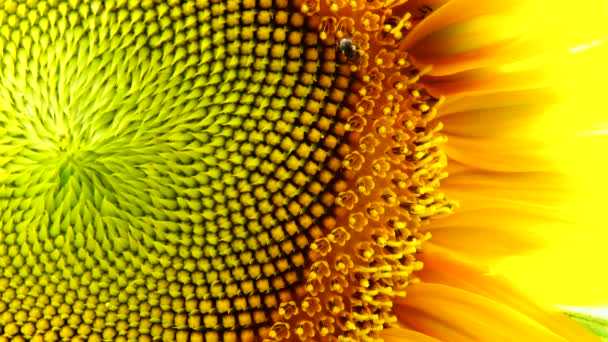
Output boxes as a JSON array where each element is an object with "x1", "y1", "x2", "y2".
[{"x1": 1, "y1": 0, "x2": 453, "y2": 341}]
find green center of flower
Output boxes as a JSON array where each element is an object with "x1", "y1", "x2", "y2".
[{"x1": 0, "y1": 1, "x2": 353, "y2": 341}]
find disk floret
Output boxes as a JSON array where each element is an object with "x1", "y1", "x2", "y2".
[{"x1": 267, "y1": 0, "x2": 455, "y2": 341}]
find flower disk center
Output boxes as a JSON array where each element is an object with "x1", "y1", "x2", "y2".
[
  {"x1": 0, "y1": 0, "x2": 454, "y2": 341},
  {"x1": 0, "y1": 1, "x2": 353, "y2": 341}
]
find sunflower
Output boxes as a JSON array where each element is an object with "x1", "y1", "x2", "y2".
[{"x1": 0, "y1": 0, "x2": 606, "y2": 341}]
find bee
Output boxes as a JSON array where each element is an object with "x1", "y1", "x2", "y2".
[{"x1": 337, "y1": 37, "x2": 359, "y2": 60}]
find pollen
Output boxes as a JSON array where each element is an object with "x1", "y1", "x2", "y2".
[{"x1": 266, "y1": 0, "x2": 456, "y2": 340}]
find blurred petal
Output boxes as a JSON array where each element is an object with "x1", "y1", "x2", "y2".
[
  {"x1": 417, "y1": 248, "x2": 602, "y2": 340},
  {"x1": 414, "y1": 0, "x2": 608, "y2": 308},
  {"x1": 495, "y1": 245, "x2": 608, "y2": 305},
  {"x1": 407, "y1": 0, "x2": 608, "y2": 76},
  {"x1": 395, "y1": 280, "x2": 599, "y2": 341},
  {"x1": 382, "y1": 326, "x2": 444, "y2": 342}
]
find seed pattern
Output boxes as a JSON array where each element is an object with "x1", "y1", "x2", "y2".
[
  {"x1": 0, "y1": 0, "x2": 355, "y2": 341},
  {"x1": 0, "y1": 0, "x2": 455, "y2": 341},
  {"x1": 267, "y1": 0, "x2": 456, "y2": 341}
]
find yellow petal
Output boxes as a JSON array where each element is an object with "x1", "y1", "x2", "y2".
[
  {"x1": 382, "y1": 326, "x2": 444, "y2": 342},
  {"x1": 495, "y1": 246, "x2": 608, "y2": 305},
  {"x1": 443, "y1": 137, "x2": 553, "y2": 172},
  {"x1": 441, "y1": 101, "x2": 552, "y2": 139},
  {"x1": 406, "y1": 0, "x2": 608, "y2": 76},
  {"x1": 438, "y1": 89, "x2": 557, "y2": 118},
  {"x1": 402, "y1": 0, "x2": 527, "y2": 51},
  {"x1": 395, "y1": 271, "x2": 599, "y2": 342},
  {"x1": 408, "y1": 249, "x2": 603, "y2": 340},
  {"x1": 426, "y1": 221, "x2": 541, "y2": 262},
  {"x1": 442, "y1": 170, "x2": 571, "y2": 209}
]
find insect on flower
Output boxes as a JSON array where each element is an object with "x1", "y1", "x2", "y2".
[{"x1": 337, "y1": 37, "x2": 359, "y2": 61}]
